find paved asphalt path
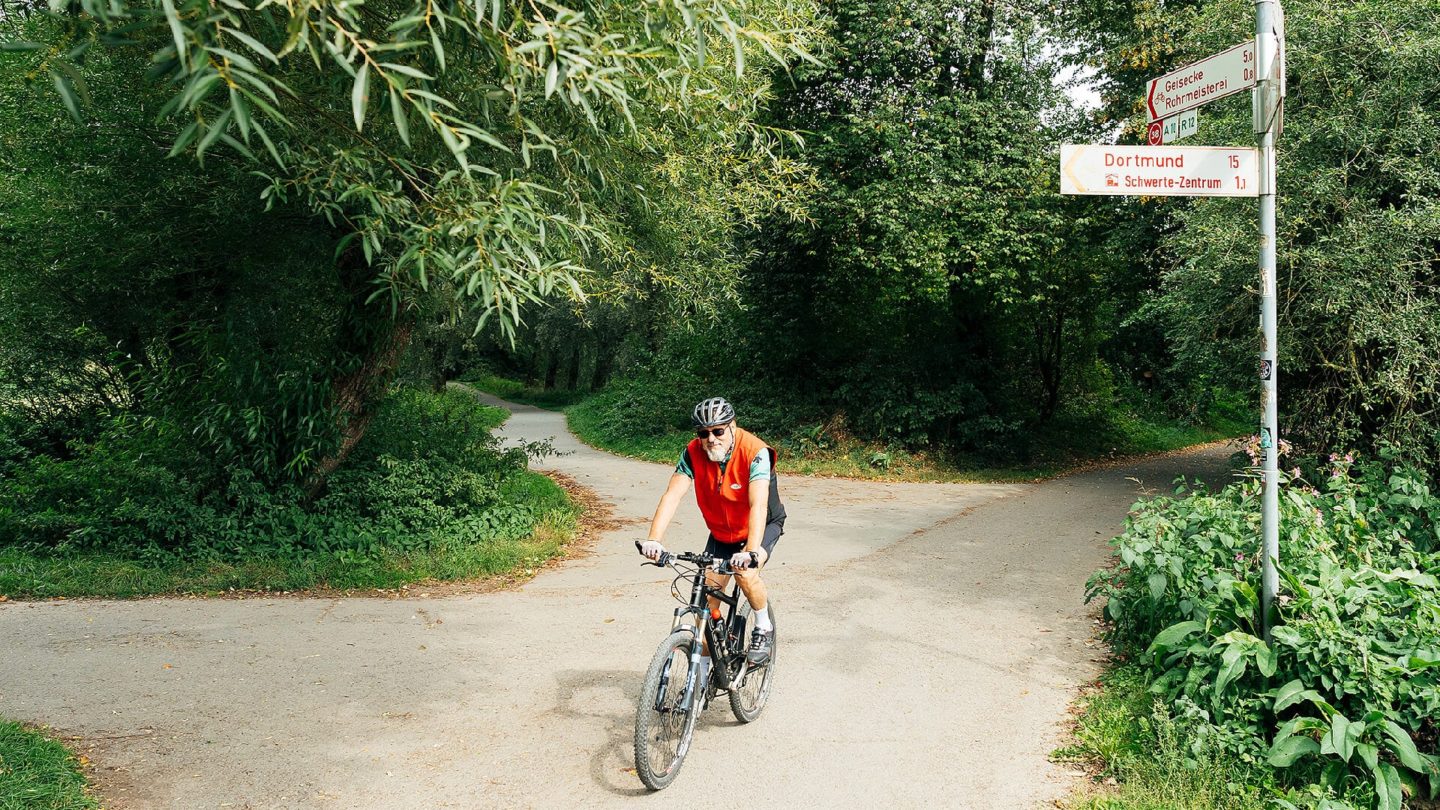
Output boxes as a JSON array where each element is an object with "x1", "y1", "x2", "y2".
[{"x1": 0, "y1": 394, "x2": 1234, "y2": 808}]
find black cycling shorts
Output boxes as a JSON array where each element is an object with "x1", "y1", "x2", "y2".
[{"x1": 704, "y1": 516, "x2": 784, "y2": 564}]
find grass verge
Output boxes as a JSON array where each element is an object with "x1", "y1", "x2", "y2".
[
  {"x1": 565, "y1": 394, "x2": 1245, "y2": 483},
  {"x1": 0, "y1": 721, "x2": 97, "y2": 810},
  {"x1": 458, "y1": 373, "x2": 591, "y2": 410},
  {"x1": 1053, "y1": 662, "x2": 1273, "y2": 810},
  {"x1": 0, "y1": 472, "x2": 579, "y2": 599}
]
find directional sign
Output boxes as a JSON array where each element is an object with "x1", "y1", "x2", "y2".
[
  {"x1": 1060, "y1": 145, "x2": 1259, "y2": 197},
  {"x1": 1147, "y1": 41, "x2": 1257, "y2": 122}
]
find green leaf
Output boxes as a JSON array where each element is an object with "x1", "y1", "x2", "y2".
[
  {"x1": 160, "y1": 0, "x2": 189, "y2": 62},
  {"x1": 167, "y1": 119, "x2": 200, "y2": 157},
  {"x1": 1409, "y1": 649, "x2": 1440, "y2": 669},
  {"x1": 50, "y1": 60, "x2": 93, "y2": 106},
  {"x1": 1356, "y1": 743, "x2": 1379, "y2": 773},
  {"x1": 1268, "y1": 734, "x2": 1319, "y2": 767},
  {"x1": 352, "y1": 62, "x2": 370, "y2": 131},
  {"x1": 1273, "y1": 679, "x2": 1309, "y2": 711},
  {"x1": 1148, "y1": 620, "x2": 1203, "y2": 653},
  {"x1": 1380, "y1": 720, "x2": 1427, "y2": 773},
  {"x1": 388, "y1": 87, "x2": 410, "y2": 146},
  {"x1": 429, "y1": 28, "x2": 445, "y2": 71},
  {"x1": 49, "y1": 70, "x2": 82, "y2": 121},
  {"x1": 195, "y1": 108, "x2": 233, "y2": 159},
  {"x1": 544, "y1": 59, "x2": 559, "y2": 98},
  {"x1": 1375, "y1": 762, "x2": 1402, "y2": 810},
  {"x1": 222, "y1": 26, "x2": 278, "y2": 63},
  {"x1": 380, "y1": 62, "x2": 435, "y2": 81},
  {"x1": 1147, "y1": 572, "x2": 1167, "y2": 601},
  {"x1": 231, "y1": 87, "x2": 251, "y2": 141},
  {"x1": 0, "y1": 41, "x2": 45, "y2": 51},
  {"x1": 1213, "y1": 643, "x2": 1247, "y2": 698}
]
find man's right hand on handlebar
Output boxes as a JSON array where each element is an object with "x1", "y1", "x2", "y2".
[{"x1": 639, "y1": 539, "x2": 667, "y2": 560}]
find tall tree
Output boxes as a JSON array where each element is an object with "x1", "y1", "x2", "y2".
[
  {"x1": 742, "y1": 0, "x2": 1095, "y2": 453},
  {"x1": 3, "y1": 0, "x2": 820, "y2": 485}
]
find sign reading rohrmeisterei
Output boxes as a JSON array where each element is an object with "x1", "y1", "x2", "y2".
[
  {"x1": 1060, "y1": 145, "x2": 1259, "y2": 197},
  {"x1": 1147, "y1": 41, "x2": 1257, "y2": 122}
]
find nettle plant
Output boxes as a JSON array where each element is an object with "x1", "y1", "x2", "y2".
[{"x1": 1089, "y1": 455, "x2": 1440, "y2": 810}]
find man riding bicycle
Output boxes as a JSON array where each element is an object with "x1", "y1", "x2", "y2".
[{"x1": 639, "y1": 397, "x2": 785, "y2": 672}]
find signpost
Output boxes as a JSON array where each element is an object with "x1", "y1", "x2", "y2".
[
  {"x1": 1060, "y1": 145, "x2": 1257, "y2": 197},
  {"x1": 1147, "y1": 40, "x2": 1257, "y2": 122},
  {"x1": 1254, "y1": 0, "x2": 1286, "y2": 643},
  {"x1": 1060, "y1": 5, "x2": 1286, "y2": 640}
]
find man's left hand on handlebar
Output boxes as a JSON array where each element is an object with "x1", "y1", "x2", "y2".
[
  {"x1": 639, "y1": 539, "x2": 667, "y2": 560},
  {"x1": 729, "y1": 550, "x2": 762, "y2": 570}
]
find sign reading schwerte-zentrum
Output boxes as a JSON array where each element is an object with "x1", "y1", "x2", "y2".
[
  {"x1": 1146, "y1": 41, "x2": 1257, "y2": 122},
  {"x1": 1060, "y1": 145, "x2": 1259, "y2": 197}
]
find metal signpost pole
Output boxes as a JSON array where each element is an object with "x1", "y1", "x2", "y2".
[{"x1": 1254, "y1": 0, "x2": 1283, "y2": 642}]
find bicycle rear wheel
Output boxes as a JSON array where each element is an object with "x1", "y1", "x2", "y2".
[
  {"x1": 729, "y1": 601, "x2": 776, "y2": 723},
  {"x1": 634, "y1": 630, "x2": 701, "y2": 790}
]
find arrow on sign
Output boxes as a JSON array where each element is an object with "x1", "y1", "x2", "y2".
[
  {"x1": 1062, "y1": 147, "x2": 1087, "y2": 193},
  {"x1": 1146, "y1": 41, "x2": 1257, "y2": 122}
]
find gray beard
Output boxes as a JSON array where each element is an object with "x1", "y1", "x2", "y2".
[{"x1": 704, "y1": 444, "x2": 729, "y2": 463}]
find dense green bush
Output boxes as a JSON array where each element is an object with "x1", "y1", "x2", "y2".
[
  {"x1": 0, "y1": 388, "x2": 554, "y2": 563},
  {"x1": 1089, "y1": 456, "x2": 1440, "y2": 809}
]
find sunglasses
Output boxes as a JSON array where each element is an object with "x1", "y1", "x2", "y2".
[{"x1": 695, "y1": 426, "x2": 729, "y2": 439}]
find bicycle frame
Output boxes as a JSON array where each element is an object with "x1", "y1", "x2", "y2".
[{"x1": 654, "y1": 554, "x2": 751, "y2": 713}]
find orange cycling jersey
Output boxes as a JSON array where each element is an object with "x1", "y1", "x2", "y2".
[{"x1": 686, "y1": 427, "x2": 781, "y2": 542}]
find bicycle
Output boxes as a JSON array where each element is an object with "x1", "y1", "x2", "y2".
[{"x1": 632, "y1": 542, "x2": 778, "y2": 790}]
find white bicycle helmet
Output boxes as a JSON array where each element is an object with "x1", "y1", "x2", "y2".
[{"x1": 692, "y1": 397, "x2": 736, "y2": 427}]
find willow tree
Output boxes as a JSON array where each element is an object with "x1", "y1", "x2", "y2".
[{"x1": 2, "y1": 0, "x2": 818, "y2": 487}]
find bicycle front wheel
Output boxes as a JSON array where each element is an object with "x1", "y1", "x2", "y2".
[
  {"x1": 633, "y1": 630, "x2": 701, "y2": 790},
  {"x1": 729, "y1": 601, "x2": 776, "y2": 723}
]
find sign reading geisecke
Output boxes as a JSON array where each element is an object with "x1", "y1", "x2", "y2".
[
  {"x1": 1060, "y1": 145, "x2": 1259, "y2": 197},
  {"x1": 1146, "y1": 41, "x2": 1257, "y2": 122}
]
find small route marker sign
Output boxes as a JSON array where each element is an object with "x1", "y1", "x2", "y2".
[
  {"x1": 1060, "y1": 145, "x2": 1259, "y2": 197},
  {"x1": 1163, "y1": 109, "x2": 1199, "y2": 143},
  {"x1": 1147, "y1": 41, "x2": 1257, "y2": 122},
  {"x1": 1146, "y1": 110, "x2": 1199, "y2": 145}
]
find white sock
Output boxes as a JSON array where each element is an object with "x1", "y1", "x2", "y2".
[
  {"x1": 699, "y1": 655, "x2": 712, "y2": 681},
  {"x1": 754, "y1": 607, "x2": 772, "y2": 632}
]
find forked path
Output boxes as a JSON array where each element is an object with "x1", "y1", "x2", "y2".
[{"x1": 0, "y1": 396, "x2": 1233, "y2": 808}]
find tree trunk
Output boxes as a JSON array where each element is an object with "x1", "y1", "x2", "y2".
[
  {"x1": 590, "y1": 338, "x2": 612, "y2": 390},
  {"x1": 303, "y1": 316, "x2": 414, "y2": 499},
  {"x1": 1034, "y1": 309, "x2": 1064, "y2": 423},
  {"x1": 964, "y1": 0, "x2": 997, "y2": 95},
  {"x1": 543, "y1": 351, "x2": 559, "y2": 389},
  {"x1": 429, "y1": 330, "x2": 448, "y2": 393},
  {"x1": 302, "y1": 244, "x2": 416, "y2": 500},
  {"x1": 564, "y1": 343, "x2": 582, "y2": 390}
]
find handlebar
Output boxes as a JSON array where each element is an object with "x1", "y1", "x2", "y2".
[{"x1": 634, "y1": 541, "x2": 752, "y2": 574}]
